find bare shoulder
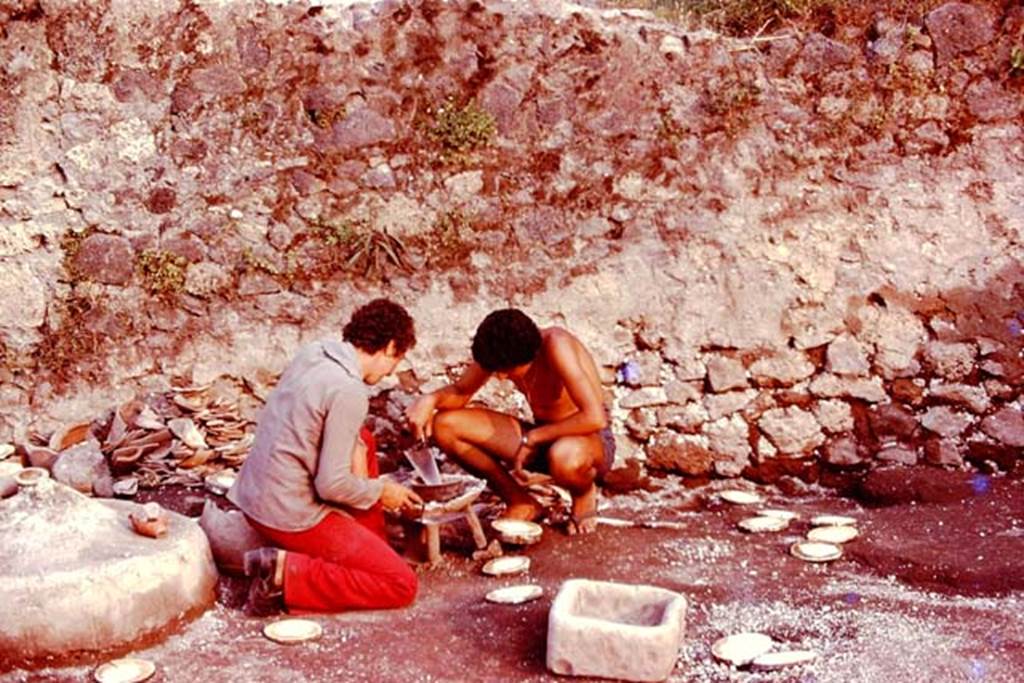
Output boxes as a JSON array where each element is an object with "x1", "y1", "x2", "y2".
[{"x1": 541, "y1": 326, "x2": 590, "y2": 360}]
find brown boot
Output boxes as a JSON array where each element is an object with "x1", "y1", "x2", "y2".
[{"x1": 243, "y1": 547, "x2": 283, "y2": 617}]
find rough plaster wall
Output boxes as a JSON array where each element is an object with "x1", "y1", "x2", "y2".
[{"x1": 1, "y1": 0, "x2": 1023, "y2": 478}]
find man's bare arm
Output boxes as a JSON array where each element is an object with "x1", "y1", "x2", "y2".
[
  {"x1": 524, "y1": 333, "x2": 607, "y2": 447},
  {"x1": 406, "y1": 362, "x2": 491, "y2": 439}
]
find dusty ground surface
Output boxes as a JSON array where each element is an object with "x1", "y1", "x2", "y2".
[{"x1": 3, "y1": 472, "x2": 1023, "y2": 683}]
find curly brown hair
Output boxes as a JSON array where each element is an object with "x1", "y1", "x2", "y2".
[
  {"x1": 343, "y1": 298, "x2": 416, "y2": 354},
  {"x1": 471, "y1": 308, "x2": 541, "y2": 371}
]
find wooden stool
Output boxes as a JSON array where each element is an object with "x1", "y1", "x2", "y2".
[{"x1": 416, "y1": 503, "x2": 488, "y2": 567}]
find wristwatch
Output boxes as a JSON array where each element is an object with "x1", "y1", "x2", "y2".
[{"x1": 520, "y1": 432, "x2": 530, "y2": 448}]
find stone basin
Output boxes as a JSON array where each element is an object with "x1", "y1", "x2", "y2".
[
  {"x1": 547, "y1": 579, "x2": 687, "y2": 682},
  {"x1": 0, "y1": 478, "x2": 217, "y2": 668}
]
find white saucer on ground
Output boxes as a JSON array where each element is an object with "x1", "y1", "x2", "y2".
[
  {"x1": 485, "y1": 584, "x2": 544, "y2": 604},
  {"x1": 790, "y1": 541, "x2": 842, "y2": 562},
  {"x1": 482, "y1": 556, "x2": 531, "y2": 576},
  {"x1": 810, "y1": 514, "x2": 857, "y2": 527},
  {"x1": 752, "y1": 650, "x2": 819, "y2": 669},
  {"x1": 93, "y1": 658, "x2": 156, "y2": 683},
  {"x1": 737, "y1": 516, "x2": 790, "y2": 533},
  {"x1": 491, "y1": 519, "x2": 543, "y2": 545},
  {"x1": 711, "y1": 632, "x2": 774, "y2": 666},
  {"x1": 807, "y1": 525, "x2": 859, "y2": 544},
  {"x1": 718, "y1": 490, "x2": 763, "y2": 505},
  {"x1": 758, "y1": 508, "x2": 798, "y2": 521},
  {"x1": 262, "y1": 618, "x2": 322, "y2": 644}
]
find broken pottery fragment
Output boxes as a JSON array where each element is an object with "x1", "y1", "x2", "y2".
[
  {"x1": 168, "y1": 418, "x2": 207, "y2": 450},
  {"x1": 134, "y1": 405, "x2": 165, "y2": 431},
  {"x1": 129, "y1": 502, "x2": 169, "y2": 538},
  {"x1": 204, "y1": 470, "x2": 237, "y2": 496},
  {"x1": 112, "y1": 478, "x2": 139, "y2": 498},
  {"x1": 711, "y1": 632, "x2": 774, "y2": 666},
  {"x1": 49, "y1": 422, "x2": 93, "y2": 452}
]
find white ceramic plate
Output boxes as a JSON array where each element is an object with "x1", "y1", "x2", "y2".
[
  {"x1": 810, "y1": 514, "x2": 857, "y2": 527},
  {"x1": 262, "y1": 618, "x2": 323, "y2": 644},
  {"x1": 790, "y1": 541, "x2": 842, "y2": 562},
  {"x1": 595, "y1": 516, "x2": 634, "y2": 528},
  {"x1": 204, "y1": 471, "x2": 237, "y2": 496},
  {"x1": 94, "y1": 658, "x2": 156, "y2": 683},
  {"x1": 0, "y1": 460, "x2": 23, "y2": 478},
  {"x1": 711, "y1": 632, "x2": 774, "y2": 666},
  {"x1": 485, "y1": 584, "x2": 544, "y2": 604},
  {"x1": 752, "y1": 650, "x2": 819, "y2": 669},
  {"x1": 758, "y1": 508, "x2": 798, "y2": 521},
  {"x1": 491, "y1": 519, "x2": 543, "y2": 544},
  {"x1": 737, "y1": 516, "x2": 789, "y2": 533},
  {"x1": 719, "y1": 490, "x2": 763, "y2": 505},
  {"x1": 807, "y1": 525, "x2": 859, "y2": 544},
  {"x1": 0, "y1": 443, "x2": 14, "y2": 459},
  {"x1": 482, "y1": 556, "x2": 531, "y2": 576}
]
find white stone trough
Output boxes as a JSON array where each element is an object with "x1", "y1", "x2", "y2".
[{"x1": 547, "y1": 579, "x2": 687, "y2": 682}]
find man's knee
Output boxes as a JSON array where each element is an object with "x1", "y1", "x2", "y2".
[
  {"x1": 548, "y1": 441, "x2": 595, "y2": 485},
  {"x1": 390, "y1": 565, "x2": 418, "y2": 607},
  {"x1": 432, "y1": 410, "x2": 462, "y2": 447}
]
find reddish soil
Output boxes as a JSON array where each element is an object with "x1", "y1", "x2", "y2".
[{"x1": 4, "y1": 475, "x2": 1024, "y2": 682}]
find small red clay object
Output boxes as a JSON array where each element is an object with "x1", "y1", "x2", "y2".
[{"x1": 130, "y1": 502, "x2": 169, "y2": 538}]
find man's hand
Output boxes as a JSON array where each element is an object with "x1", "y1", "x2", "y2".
[
  {"x1": 406, "y1": 394, "x2": 438, "y2": 441},
  {"x1": 380, "y1": 480, "x2": 424, "y2": 513}
]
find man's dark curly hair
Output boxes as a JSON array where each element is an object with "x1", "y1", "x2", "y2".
[
  {"x1": 471, "y1": 308, "x2": 542, "y2": 372},
  {"x1": 343, "y1": 298, "x2": 416, "y2": 354}
]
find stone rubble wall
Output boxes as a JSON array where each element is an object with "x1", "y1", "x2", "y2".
[{"x1": 1, "y1": 0, "x2": 1023, "y2": 481}]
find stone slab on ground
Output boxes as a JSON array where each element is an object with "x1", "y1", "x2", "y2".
[
  {"x1": 0, "y1": 479, "x2": 217, "y2": 666},
  {"x1": 547, "y1": 579, "x2": 687, "y2": 682}
]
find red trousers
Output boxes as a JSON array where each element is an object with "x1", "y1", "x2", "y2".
[{"x1": 248, "y1": 429, "x2": 417, "y2": 612}]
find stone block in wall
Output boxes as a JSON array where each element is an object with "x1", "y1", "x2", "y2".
[
  {"x1": 703, "y1": 390, "x2": 757, "y2": 421},
  {"x1": 620, "y1": 387, "x2": 668, "y2": 409},
  {"x1": 664, "y1": 380, "x2": 701, "y2": 404},
  {"x1": 706, "y1": 356, "x2": 747, "y2": 393},
  {"x1": 705, "y1": 415, "x2": 751, "y2": 477},
  {"x1": 646, "y1": 431, "x2": 713, "y2": 476},
  {"x1": 857, "y1": 305, "x2": 926, "y2": 379},
  {"x1": 748, "y1": 349, "x2": 815, "y2": 387},
  {"x1": 782, "y1": 304, "x2": 844, "y2": 350},
  {"x1": 983, "y1": 379, "x2": 1014, "y2": 400},
  {"x1": 920, "y1": 406, "x2": 972, "y2": 438},
  {"x1": 980, "y1": 361, "x2": 1007, "y2": 378},
  {"x1": 825, "y1": 335, "x2": 871, "y2": 376},
  {"x1": 977, "y1": 337, "x2": 1003, "y2": 356},
  {"x1": 965, "y1": 440, "x2": 1019, "y2": 471},
  {"x1": 73, "y1": 234, "x2": 135, "y2": 285},
  {"x1": 810, "y1": 374, "x2": 887, "y2": 403},
  {"x1": 924, "y1": 341, "x2": 976, "y2": 381},
  {"x1": 924, "y1": 438, "x2": 964, "y2": 467},
  {"x1": 813, "y1": 400, "x2": 854, "y2": 434},
  {"x1": 631, "y1": 352, "x2": 664, "y2": 387},
  {"x1": 757, "y1": 406, "x2": 825, "y2": 454},
  {"x1": 656, "y1": 403, "x2": 707, "y2": 434},
  {"x1": 877, "y1": 444, "x2": 918, "y2": 465},
  {"x1": 981, "y1": 408, "x2": 1024, "y2": 448},
  {"x1": 890, "y1": 378, "x2": 926, "y2": 406},
  {"x1": 625, "y1": 408, "x2": 658, "y2": 442},
  {"x1": 869, "y1": 403, "x2": 919, "y2": 441},
  {"x1": 823, "y1": 436, "x2": 864, "y2": 467},
  {"x1": 929, "y1": 381, "x2": 991, "y2": 414},
  {"x1": 925, "y1": 3, "x2": 997, "y2": 66}
]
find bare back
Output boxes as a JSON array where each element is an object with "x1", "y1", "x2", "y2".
[{"x1": 512, "y1": 327, "x2": 604, "y2": 423}]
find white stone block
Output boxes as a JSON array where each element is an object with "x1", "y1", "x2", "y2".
[{"x1": 547, "y1": 579, "x2": 687, "y2": 682}]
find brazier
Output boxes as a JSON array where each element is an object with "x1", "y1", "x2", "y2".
[{"x1": 547, "y1": 579, "x2": 687, "y2": 681}]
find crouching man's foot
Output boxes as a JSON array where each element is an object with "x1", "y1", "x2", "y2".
[
  {"x1": 243, "y1": 547, "x2": 285, "y2": 616},
  {"x1": 567, "y1": 485, "x2": 599, "y2": 535}
]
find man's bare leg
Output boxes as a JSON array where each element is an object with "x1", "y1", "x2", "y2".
[
  {"x1": 432, "y1": 408, "x2": 542, "y2": 521},
  {"x1": 547, "y1": 435, "x2": 604, "y2": 534}
]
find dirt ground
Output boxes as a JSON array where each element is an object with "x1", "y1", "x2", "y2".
[{"x1": 4, "y1": 472, "x2": 1024, "y2": 683}]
